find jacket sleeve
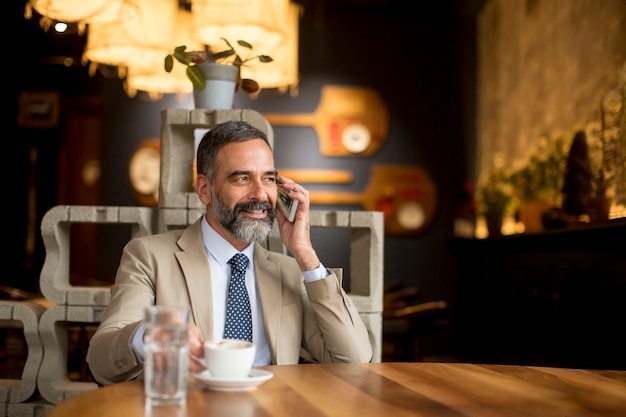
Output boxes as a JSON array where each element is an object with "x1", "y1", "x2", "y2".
[
  {"x1": 300, "y1": 268, "x2": 373, "y2": 363},
  {"x1": 86, "y1": 238, "x2": 158, "y2": 385}
]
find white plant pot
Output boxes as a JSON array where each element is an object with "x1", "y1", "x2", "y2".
[{"x1": 192, "y1": 63, "x2": 239, "y2": 110}]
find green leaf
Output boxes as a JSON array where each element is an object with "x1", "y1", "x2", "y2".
[
  {"x1": 173, "y1": 49, "x2": 192, "y2": 65},
  {"x1": 186, "y1": 66, "x2": 206, "y2": 90},
  {"x1": 164, "y1": 55, "x2": 174, "y2": 72},
  {"x1": 258, "y1": 55, "x2": 273, "y2": 63},
  {"x1": 237, "y1": 40, "x2": 253, "y2": 50},
  {"x1": 212, "y1": 50, "x2": 235, "y2": 62}
]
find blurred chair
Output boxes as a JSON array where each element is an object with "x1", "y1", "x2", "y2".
[{"x1": 382, "y1": 281, "x2": 450, "y2": 361}]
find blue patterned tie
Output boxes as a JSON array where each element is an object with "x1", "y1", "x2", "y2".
[{"x1": 224, "y1": 253, "x2": 252, "y2": 342}]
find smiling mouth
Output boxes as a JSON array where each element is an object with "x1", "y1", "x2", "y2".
[{"x1": 235, "y1": 201, "x2": 273, "y2": 219}]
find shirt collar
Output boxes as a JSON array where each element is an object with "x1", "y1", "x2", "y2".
[{"x1": 200, "y1": 215, "x2": 254, "y2": 269}]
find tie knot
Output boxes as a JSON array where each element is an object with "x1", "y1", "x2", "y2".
[{"x1": 228, "y1": 253, "x2": 249, "y2": 273}]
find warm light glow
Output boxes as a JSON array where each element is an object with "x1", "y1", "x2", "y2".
[
  {"x1": 54, "y1": 22, "x2": 67, "y2": 32},
  {"x1": 240, "y1": 1, "x2": 301, "y2": 94},
  {"x1": 27, "y1": 0, "x2": 137, "y2": 24},
  {"x1": 83, "y1": 0, "x2": 177, "y2": 69},
  {"x1": 475, "y1": 216, "x2": 488, "y2": 239},
  {"x1": 191, "y1": 0, "x2": 289, "y2": 53},
  {"x1": 33, "y1": 0, "x2": 301, "y2": 99},
  {"x1": 125, "y1": 65, "x2": 192, "y2": 96},
  {"x1": 124, "y1": 8, "x2": 200, "y2": 96}
]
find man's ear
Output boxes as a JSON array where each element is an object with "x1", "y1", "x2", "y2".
[{"x1": 195, "y1": 174, "x2": 212, "y2": 206}]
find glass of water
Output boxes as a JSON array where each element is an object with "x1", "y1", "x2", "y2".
[{"x1": 143, "y1": 305, "x2": 189, "y2": 406}]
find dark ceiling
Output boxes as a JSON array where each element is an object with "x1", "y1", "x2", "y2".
[{"x1": 13, "y1": 0, "x2": 485, "y2": 96}]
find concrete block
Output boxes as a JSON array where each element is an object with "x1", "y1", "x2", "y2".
[
  {"x1": 308, "y1": 211, "x2": 383, "y2": 313},
  {"x1": 157, "y1": 208, "x2": 193, "y2": 233},
  {"x1": 65, "y1": 305, "x2": 106, "y2": 323},
  {"x1": 4, "y1": 400, "x2": 54, "y2": 417},
  {"x1": 0, "y1": 301, "x2": 46, "y2": 404},
  {"x1": 119, "y1": 206, "x2": 155, "y2": 237},
  {"x1": 68, "y1": 205, "x2": 118, "y2": 223},
  {"x1": 39, "y1": 205, "x2": 154, "y2": 305},
  {"x1": 309, "y1": 210, "x2": 352, "y2": 227},
  {"x1": 39, "y1": 207, "x2": 70, "y2": 305},
  {"x1": 65, "y1": 289, "x2": 110, "y2": 306},
  {"x1": 37, "y1": 306, "x2": 98, "y2": 405},
  {"x1": 156, "y1": 208, "x2": 204, "y2": 234},
  {"x1": 187, "y1": 193, "x2": 204, "y2": 210},
  {"x1": 160, "y1": 192, "x2": 190, "y2": 210},
  {"x1": 189, "y1": 209, "x2": 204, "y2": 224},
  {"x1": 187, "y1": 109, "x2": 273, "y2": 145}
]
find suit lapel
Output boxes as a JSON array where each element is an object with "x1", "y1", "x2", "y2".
[
  {"x1": 254, "y1": 243, "x2": 282, "y2": 360},
  {"x1": 175, "y1": 219, "x2": 215, "y2": 340}
]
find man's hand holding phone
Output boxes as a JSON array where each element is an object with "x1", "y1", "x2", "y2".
[{"x1": 276, "y1": 177, "x2": 299, "y2": 222}]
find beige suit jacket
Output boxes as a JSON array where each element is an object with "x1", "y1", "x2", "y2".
[{"x1": 86, "y1": 218, "x2": 372, "y2": 385}]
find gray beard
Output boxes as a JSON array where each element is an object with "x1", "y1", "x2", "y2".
[{"x1": 211, "y1": 190, "x2": 275, "y2": 243}]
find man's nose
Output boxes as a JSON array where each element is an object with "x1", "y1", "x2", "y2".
[{"x1": 248, "y1": 179, "x2": 270, "y2": 200}]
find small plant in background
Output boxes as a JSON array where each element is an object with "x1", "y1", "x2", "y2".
[
  {"x1": 508, "y1": 134, "x2": 568, "y2": 206},
  {"x1": 477, "y1": 164, "x2": 517, "y2": 237},
  {"x1": 477, "y1": 167, "x2": 516, "y2": 217},
  {"x1": 164, "y1": 38, "x2": 274, "y2": 93}
]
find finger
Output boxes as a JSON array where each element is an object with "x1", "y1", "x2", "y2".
[
  {"x1": 277, "y1": 175, "x2": 297, "y2": 191},
  {"x1": 189, "y1": 353, "x2": 206, "y2": 373},
  {"x1": 277, "y1": 174, "x2": 294, "y2": 184},
  {"x1": 187, "y1": 324, "x2": 205, "y2": 358}
]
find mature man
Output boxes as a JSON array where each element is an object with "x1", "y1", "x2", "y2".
[{"x1": 86, "y1": 120, "x2": 372, "y2": 385}]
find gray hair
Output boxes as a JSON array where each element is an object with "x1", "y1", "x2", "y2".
[{"x1": 196, "y1": 120, "x2": 271, "y2": 183}]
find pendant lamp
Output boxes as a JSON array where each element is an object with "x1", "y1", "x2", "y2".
[
  {"x1": 25, "y1": 0, "x2": 137, "y2": 25},
  {"x1": 191, "y1": 0, "x2": 289, "y2": 53},
  {"x1": 124, "y1": 8, "x2": 200, "y2": 96},
  {"x1": 240, "y1": 1, "x2": 301, "y2": 94},
  {"x1": 83, "y1": 0, "x2": 177, "y2": 69}
]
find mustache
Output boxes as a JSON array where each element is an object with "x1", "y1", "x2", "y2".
[{"x1": 234, "y1": 200, "x2": 274, "y2": 214}]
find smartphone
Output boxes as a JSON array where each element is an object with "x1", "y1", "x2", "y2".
[{"x1": 276, "y1": 178, "x2": 299, "y2": 222}]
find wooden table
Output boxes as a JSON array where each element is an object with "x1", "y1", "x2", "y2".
[{"x1": 46, "y1": 362, "x2": 626, "y2": 417}]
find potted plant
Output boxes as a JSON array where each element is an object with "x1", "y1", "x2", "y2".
[
  {"x1": 477, "y1": 168, "x2": 515, "y2": 237},
  {"x1": 508, "y1": 134, "x2": 568, "y2": 231},
  {"x1": 164, "y1": 38, "x2": 273, "y2": 95}
]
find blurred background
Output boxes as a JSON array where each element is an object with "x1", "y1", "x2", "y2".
[{"x1": 4, "y1": 0, "x2": 626, "y2": 368}]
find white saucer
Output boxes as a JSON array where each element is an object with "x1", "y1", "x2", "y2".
[{"x1": 192, "y1": 369, "x2": 273, "y2": 391}]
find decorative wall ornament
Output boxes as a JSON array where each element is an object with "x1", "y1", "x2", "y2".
[{"x1": 263, "y1": 85, "x2": 389, "y2": 157}]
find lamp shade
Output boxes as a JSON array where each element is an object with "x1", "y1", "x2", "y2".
[
  {"x1": 191, "y1": 0, "x2": 289, "y2": 53},
  {"x1": 240, "y1": 1, "x2": 300, "y2": 93},
  {"x1": 83, "y1": 0, "x2": 177, "y2": 69},
  {"x1": 125, "y1": 65, "x2": 192, "y2": 97},
  {"x1": 27, "y1": 0, "x2": 137, "y2": 24},
  {"x1": 125, "y1": 8, "x2": 200, "y2": 95}
]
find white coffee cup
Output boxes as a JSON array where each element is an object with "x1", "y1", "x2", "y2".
[{"x1": 204, "y1": 339, "x2": 255, "y2": 379}]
